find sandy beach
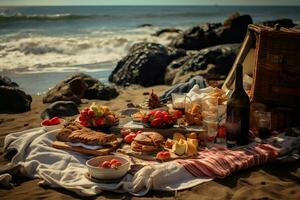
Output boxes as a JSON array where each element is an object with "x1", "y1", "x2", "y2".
[
  {"x1": 1, "y1": 3, "x2": 300, "y2": 200},
  {"x1": 1, "y1": 85, "x2": 299, "y2": 200}
]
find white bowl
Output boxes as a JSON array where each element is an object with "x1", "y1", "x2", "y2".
[
  {"x1": 41, "y1": 119, "x2": 65, "y2": 132},
  {"x1": 86, "y1": 155, "x2": 130, "y2": 180}
]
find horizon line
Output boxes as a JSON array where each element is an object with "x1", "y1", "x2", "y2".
[{"x1": 1, "y1": 4, "x2": 300, "y2": 7}]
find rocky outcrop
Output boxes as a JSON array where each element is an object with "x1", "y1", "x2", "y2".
[
  {"x1": 170, "y1": 13, "x2": 252, "y2": 50},
  {"x1": 262, "y1": 18, "x2": 296, "y2": 28},
  {"x1": 0, "y1": 86, "x2": 32, "y2": 113},
  {"x1": 165, "y1": 44, "x2": 240, "y2": 85},
  {"x1": 152, "y1": 28, "x2": 182, "y2": 37},
  {"x1": 41, "y1": 101, "x2": 79, "y2": 119},
  {"x1": 109, "y1": 43, "x2": 186, "y2": 86},
  {"x1": 137, "y1": 24, "x2": 153, "y2": 28},
  {"x1": 43, "y1": 73, "x2": 119, "y2": 104},
  {"x1": 0, "y1": 76, "x2": 18, "y2": 87},
  {"x1": 0, "y1": 76, "x2": 32, "y2": 113}
]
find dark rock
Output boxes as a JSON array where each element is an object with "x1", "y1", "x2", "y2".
[
  {"x1": 109, "y1": 43, "x2": 173, "y2": 86},
  {"x1": 170, "y1": 14, "x2": 252, "y2": 50},
  {"x1": 43, "y1": 73, "x2": 119, "y2": 104},
  {"x1": 43, "y1": 75, "x2": 86, "y2": 104},
  {"x1": 217, "y1": 14, "x2": 253, "y2": 43},
  {"x1": 0, "y1": 86, "x2": 32, "y2": 113},
  {"x1": 262, "y1": 18, "x2": 296, "y2": 28},
  {"x1": 137, "y1": 24, "x2": 153, "y2": 28},
  {"x1": 167, "y1": 47, "x2": 187, "y2": 61},
  {"x1": 164, "y1": 55, "x2": 191, "y2": 85},
  {"x1": 170, "y1": 23, "x2": 222, "y2": 50},
  {"x1": 152, "y1": 28, "x2": 182, "y2": 37},
  {"x1": 165, "y1": 44, "x2": 240, "y2": 85},
  {"x1": 0, "y1": 76, "x2": 18, "y2": 87},
  {"x1": 160, "y1": 76, "x2": 207, "y2": 100},
  {"x1": 40, "y1": 101, "x2": 79, "y2": 119}
]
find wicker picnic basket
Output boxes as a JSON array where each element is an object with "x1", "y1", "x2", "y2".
[{"x1": 223, "y1": 24, "x2": 300, "y2": 129}]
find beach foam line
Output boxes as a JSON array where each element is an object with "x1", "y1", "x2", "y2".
[{"x1": 0, "y1": 13, "x2": 95, "y2": 21}]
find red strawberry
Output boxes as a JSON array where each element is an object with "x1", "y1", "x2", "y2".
[
  {"x1": 79, "y1": 115, "x2": 87, "y2": 122},
  {"x1": 162, "y1": 151, "x2": 171, "y2": 157},
  {"x1": 121, "y1": 129, "x2": 131, "y2": 137},
  {"x1": 110, "y1": 159, "x2": 119, "y2": 165},
  {"x1": 50, "y1": 117, "x2": 60, "y2": 125},
  {"x1": 110, "y1": 161, "x2": 122, "y2": 168},
  {"x1": 42, "y1": 119, "x2": 51, "y2": 126},
  {"x1": 161, "y1": 111, "x2": 168, "y2": 116},
  {"x1": 87, "y1": 110, "x2": 95, "y2": 117},
  {"x1": 101, "y1": 161, "x2": 111, "y2": 168},
  {"x1": 80, "y1": 120, "x2": 89, "y2": 127},
  {"x1": 156, "y1": 151, "x2": 171, "y2": 161},
  {"x1": 105, "y1": 115, "x2": 115, "y2": 125},
  {"x1": 154, "y1": 111, "x2": 164, "y2": 119},
  {"x1": 124, "y1": 134, "x2": 135, "y2": 143},
  {"x1": 95, "y1": 117, "x2": 104, "y2": 126},
  {"x1": 174, "y1": 110, "x2": 183, "y2": 118},
  {"x1": 142, "y1": 115, "x2": 150, "y2": 123},
  {"x1": 81, "y1": 111, "x2": 88, "y2": 117},
  {"x1": 149, "y1": 110, "x2": 156, "y2": 115},
  {"x1": 151, "y1": 118, "x2": 162, "y2": 127},
  {"x1": 163, "y1": 114, "x2": 172, "y2": 124}
]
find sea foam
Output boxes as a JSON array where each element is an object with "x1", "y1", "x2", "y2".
[{"x1": 0, "y1": 27, "x2": 177, "y2": 73}]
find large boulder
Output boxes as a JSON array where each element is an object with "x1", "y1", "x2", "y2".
[
  {"x1": 165, "y1": 44, "x2": 240, "y2": 85},
  {"x1": 43, "y1": 73, "x2": 119, "y2": 104},
  {"x1": 170, "y1": 13, "x2": 252, "y2": 50},
  {"x1": 170, "y1": 23, "x2": 222, "y2": 50},
  {"x1": 0, "y1": 76, "x2": 18, "y2": 87},
  {"x1": 0, "y1": 86, "x2": 32, "y2": 113},
  {"x1": 109, "y1": 43, "x2": 185, "y2": 86},
  {"x1": 41, "y1": 101, "x2": 79, "y2": 119}
]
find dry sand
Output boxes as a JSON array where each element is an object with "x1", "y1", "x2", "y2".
[{"x1": 0, "y1": 85, "x2": 300, "y2": 200}]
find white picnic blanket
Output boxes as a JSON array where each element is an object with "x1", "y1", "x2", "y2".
[{"x1": 1, "y1": 128, "x2": 211, "y2": 196}]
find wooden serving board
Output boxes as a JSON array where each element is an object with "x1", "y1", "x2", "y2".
[
  {"x1": 52, "y1": 138, "x2": 122, "y2": 156},
  {"x1": 122, "y1": 121, "x2": 204, "y2": 138}
]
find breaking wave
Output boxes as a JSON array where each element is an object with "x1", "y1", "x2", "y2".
[{"x1": 0, "y1": 27, "x2": 178, "y2": 73}]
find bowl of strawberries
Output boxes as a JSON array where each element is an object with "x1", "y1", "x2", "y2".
[
  {"x1": 41, "y1": 117, "x2": 65, "y2": 131},
  {"x1": 86, "y1": 155, "x2": 130, "y2": 180},
  {"x1": 142, "y1": 109, "x2": 182, "y2": 129},
  {"x1": 78, "y1": 103, "x2": 119, "y2": 130}
]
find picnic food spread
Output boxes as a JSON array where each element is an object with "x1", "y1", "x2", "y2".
[{"x1": 43, "y1": 78, "x2": 292, "y2": 189}]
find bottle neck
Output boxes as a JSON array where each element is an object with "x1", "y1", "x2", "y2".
[{"x1": 235, "y1": 64, "x2": 243, "y2": 90}]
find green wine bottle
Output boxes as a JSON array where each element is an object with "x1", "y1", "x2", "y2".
[{"x1": 226, "y1": 64, "x2": 250, "y2": 147}]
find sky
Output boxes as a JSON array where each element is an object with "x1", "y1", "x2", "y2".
[{"x1": 0, "y1": 0, "x2": 299, "y2": 6}]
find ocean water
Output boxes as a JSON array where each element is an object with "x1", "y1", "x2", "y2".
[{"x1": 0, "y1": 6, "x2": 299, "y2": 95}]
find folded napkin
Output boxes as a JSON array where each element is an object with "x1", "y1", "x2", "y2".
[{"x1": 2, "y1": 128, "x2": 211, "y2": 196}]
